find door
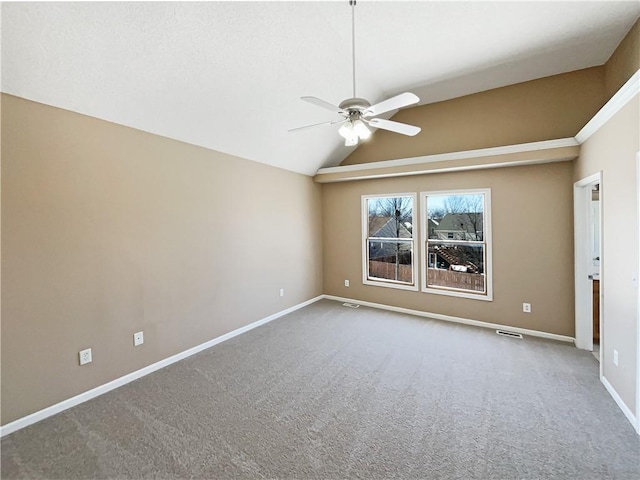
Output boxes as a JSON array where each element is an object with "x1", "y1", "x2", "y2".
[
  {"x1": 574, "y1": 172, "x2": 603, "y2": 360},
  {"x1": 590, "y1": 186, "x2": 601, "y2": 348}
]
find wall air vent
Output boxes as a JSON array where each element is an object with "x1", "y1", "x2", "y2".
[
  {"x1": 496, "y1": 330, "x2": 523, "y2": 339},
  {"x1": 342, "y1": 303, "x2": 360, "y2": 309}
]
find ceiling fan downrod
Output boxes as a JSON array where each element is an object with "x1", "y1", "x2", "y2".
[
  {"x1": 289, "y1": 0, "x2": 422, "y2": 144},
  {"x1": 350, "y1": 0, "x2": 357, "y2": 99}
]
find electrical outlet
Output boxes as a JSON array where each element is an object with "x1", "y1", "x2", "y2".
[
  {"x1": 614, "y1": 349, "x2": 619, "y2": 366},
  {"x1": 134, "y1": 331, "x2": 144, "y2": 346},
  {"x1": 79, "y1": 348, "x2": 92, "y2": 366},
  {"x1": 523, "y1": 303, "x2": 531, "y2": 313},
  {"x1": 344, "y1": 279, "x2": 350, "y2": 287},
  {"x1": 279, "y1": 288, "x2": 284, "y2": 297}
]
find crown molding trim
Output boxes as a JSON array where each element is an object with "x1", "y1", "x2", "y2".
[
  {"x1": 317, "y1": 138, "x2": 578, "y2": 175},
  {"x1": 314, "y1": 139, "x2": 579, "y2": 183},
  {"x1": 317, "y1": 155, "x2": 577, "y2": 183},
  {"x1": 316, "y1": 69, "x2": 639, "y2": 183}
]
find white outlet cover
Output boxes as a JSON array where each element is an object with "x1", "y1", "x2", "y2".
[
  {"x1": 79, "y1": 348, "x2": 92, "y2": 366},
  {"x1": 345, "y1": 280, "x2": 350, "y2": 287},
  {"x1": 613, "y1": 349, "x2": 619, "y2": 366},
  {"x1": 279, "y1": 288, "x2": 284, "y2": 297},
  {"x1": 523, "y1": 303, "x2": 531, "y2": 313},
  {"x1": 134, "y1": 331, "x2": 144, "y2": 346}
]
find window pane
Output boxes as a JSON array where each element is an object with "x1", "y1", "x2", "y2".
[
  {"x1": 368, "y1": 239, "x2": 413, "y2": 283},
  {"x1": 368, "y1": 196, "x2": 413, "y2": 238},
  {"x1": 426, "y1": 243, "x2": 485, "y2": 292},
  {"x1": 427, "y1": 194, "x2": 484, "y2": 241}
]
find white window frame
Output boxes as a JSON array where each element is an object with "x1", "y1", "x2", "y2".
[
  {"x1": 420, "y1": 188, "x2": 493, "y2": 301},
  {"x1": 362, "y1": 193, "x2": 418, "y2": 291}
]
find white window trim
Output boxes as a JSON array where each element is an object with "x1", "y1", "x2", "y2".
[
  {"x1": 420, "y1": 188, "x2": 493, "y2": 301},
  {"x1": 362, "y1": 193, "x2": 419, "y2": 291}
]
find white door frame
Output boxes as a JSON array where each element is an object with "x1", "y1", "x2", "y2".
[
  {"x1": 636, "y1": 152, "x2": 640, "y2": 433},
  {"x1": 573, "y1": 172, "x2": 603, "y2": 374}
]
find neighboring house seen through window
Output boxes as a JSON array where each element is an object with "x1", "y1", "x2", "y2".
[
  {"x1": 421, "y1": 189, "x2": 492, "y2": 300},
  {"x1": 362, "y1": 194, "x2": 417, "y2": 290}
]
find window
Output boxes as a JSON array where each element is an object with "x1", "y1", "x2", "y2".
[
  {"x1": 421, "y1": 189, "x2": 492, "y2": 300},
  {"x1": 362, "y1": 194, "x2": 417, "y2": 290}
]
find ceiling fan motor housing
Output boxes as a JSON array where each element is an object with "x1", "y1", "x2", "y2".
[
  {"x1": 338, "y1": 97, "x2": 371, "y2": 116},
  {"x1": 290, "y1": 1, "x2": 421, "y2": 139}
]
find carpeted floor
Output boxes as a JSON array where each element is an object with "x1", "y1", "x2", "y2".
[{"x1": 2, "y1": 299, "x2": 639, "y2": 479}]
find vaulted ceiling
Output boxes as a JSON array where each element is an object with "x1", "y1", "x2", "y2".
[{"x1": 2, "y1": 1, "x2": 639, "y2": 175}]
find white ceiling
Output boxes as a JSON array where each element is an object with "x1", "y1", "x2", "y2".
[{"x1": 2, "y1": 1, "x2": 639, "y2": 176}]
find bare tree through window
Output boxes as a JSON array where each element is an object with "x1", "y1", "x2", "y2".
[
  {"x1": 424, "y1": 191, "x2": 489, "y2": 296},
  {"x1": 365, "y1": 195, "x2": 414, "y2": 286}
]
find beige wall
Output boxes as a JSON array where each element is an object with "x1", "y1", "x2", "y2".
[
  {"x1": 322, "y1": 162, "x2": 575, "y2": 336},
  {"x1": 1, "y1": 94, "x2": 323, "y2": 425},
  {"x1": 3, "y1": 16, "x2": 638, "y2": 430},
  {"x1": 342, "y1": 18, "x2": 639, "y2": 169},
  {"x1": 574, "y1": 95, "x2": 640, "y2": 415},
  {"x1": 330, "y1": 13, "x2": 640, "y2": 418},
  {"x1": 342, "y1": 67, "x2": 606, "y2": 165},
  {"x1": 604, "y1": 19, "x2": 640, "y2": 99}
]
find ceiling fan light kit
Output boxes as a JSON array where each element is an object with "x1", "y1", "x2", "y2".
[
  {"x1": 339, "y1": 116, "x2": 371, "y2": 145},
  {"x1": 291, "y1": 0, "x2": 422, "y2": 146}
]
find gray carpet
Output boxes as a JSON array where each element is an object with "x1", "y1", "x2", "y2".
[{"x1": 2, "y1": 299, "x2": 639, "y2": 479}]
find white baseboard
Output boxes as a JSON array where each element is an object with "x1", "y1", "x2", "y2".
[
  {"x1": 0, "y1": 295, "x2": 324, "y2": 438},
  {"x1": 322, "y1": 294, "x2": 575, "y2": 343},
  {"x1": 327, "y1": 293, "x2": 636, "y2": 434},
  {"x1": 601, "y1": 376, "x2": 639, "y2": 434}
]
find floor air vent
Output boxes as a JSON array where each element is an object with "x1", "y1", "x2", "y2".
[
  {"x1": 342, "y1": 303, "x2": 360, "y2": 309},
  {"x1": 496, "y1": 330, "x2": 523, "y2": 339}
]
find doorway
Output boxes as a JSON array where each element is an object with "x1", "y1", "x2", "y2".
[
  {"x1": 590, "y1": 184, "x2": 601, "y2": 362},
  {"x1": 574, "y1": 172, "x2": 603, "y2": 376},
  {"x1": 636, "y1": 152, "x2": 640, "y2": 433}
]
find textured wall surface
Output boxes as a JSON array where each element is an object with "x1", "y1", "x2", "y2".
[
  {"x1": 341, "y1": 67, "x2": 606, "y2": 166},
  {"x1": 574, "y1": 95, "x2": 640, "y2": 416},
  {"x1": 605, "y1": 19, "x2": 640, "y2": 98},
  {"x1": 1, "y1": 95, "x2": 323, "y2": 424},
  {"x1": 322, "y1": 162, "x2": 575, "y2": 337}
]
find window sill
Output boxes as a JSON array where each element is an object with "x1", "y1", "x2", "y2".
[
  {"x1": 363, "y1": 278, "x2": 419, "y2": 292},
  {"x1": 422, "y1": 286, "x2": 493, "y2": 301}
]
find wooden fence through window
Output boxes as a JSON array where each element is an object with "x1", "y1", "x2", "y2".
[
  {"x1": 368, "y1": 263, "x2": 485, "y2": 292},
  {"x1": 369, "y1": 261, "x2": 412, "y2": 283},
  {"x1": 427, "y1": 268, "x2": 485, "y2": 292}
]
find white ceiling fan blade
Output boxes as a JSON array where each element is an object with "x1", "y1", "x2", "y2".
[
  {"x1": 289, "y1": 119, "x2": 346, "y2": 133},
  {"x1": 364, "y1": 92, "x2": 420, "y2": 117},
  {"x1": 301, "y1": 96, "x2": 345, "y2": 113},
  {"x1": 367, "y1": 118, "x2": 421, "y2": 136}
]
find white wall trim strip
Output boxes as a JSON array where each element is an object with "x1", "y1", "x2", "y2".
[
  {"x1": 322, "y1": 295, "x2": 574, "y2": 343},
  {"x1": 319, "y1": 157, "x2": 576, "y2": 183},
  {"x1": 316, "y1": 138, "x2": 579, "y2": 175},
  {"x1": 636, "y1": 151, "x2": 640, "y2": 434},
  {"x1": 575, "y1": 69, "x2": 640, "y2": 143},
  {"x1": 316, "y1": 69, "x2": 639, "y2": 180},
  {"x1": 0, "y1": 295, "x2": 324, "y2": 438},
  {"x1": 601, "y1": 376, "x2": 639, "y2": 434}
]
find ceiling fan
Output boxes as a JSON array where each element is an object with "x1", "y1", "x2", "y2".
[{"x1": 290, "y1": 0, "x2": 421, "y2": 146}]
